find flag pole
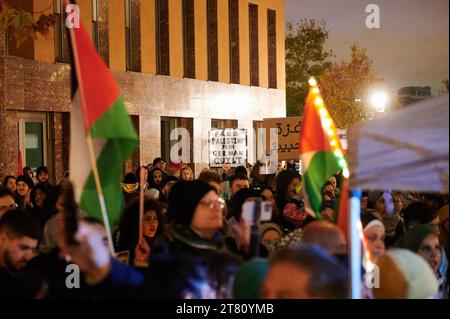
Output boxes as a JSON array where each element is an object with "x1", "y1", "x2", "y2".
[
  {"x1": 139, "y1": 167, "x2": 145, "y2": 241},
  {"x1": 349, "y1": 189, "x2": 362, "y2": 299},
  {"x1": 85, "y1": 135, "x2": 116, "y2": 256},
  {"x1": 67, "y1": 0, "x2": 115, "y2": 256}
]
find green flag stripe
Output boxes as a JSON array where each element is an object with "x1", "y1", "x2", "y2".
[
  {"x1": 304, "y1": 151, "x2": 341, "y2": 215},
  {"x1": 90, "y1": 96, "x2": 138, "y2": 140},
  {"x1": 80, "y1": 96, "x2": 139, "y2": 228}
]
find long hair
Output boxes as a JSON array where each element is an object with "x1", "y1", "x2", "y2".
[
  {"x1": 115, "y1": 196, "x2": 165, "y2": 255},
  {"x1": 275, "y1": 170, "x2": 301, "y2": 213}
]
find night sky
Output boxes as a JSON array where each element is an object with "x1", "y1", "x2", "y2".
[{"x1": 285, "y1": 0, "x2": 449, "y2": 95}]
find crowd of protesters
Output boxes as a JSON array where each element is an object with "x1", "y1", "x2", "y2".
[{"x1": 0, "y1": 158, "x2": 448, "y2": 299}]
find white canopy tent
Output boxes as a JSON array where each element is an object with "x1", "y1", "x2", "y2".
[
  {"x1": 346, "y1": 94, "x2": 449, "y2": 298},
  {"x1": 347, "y1": 94, "x2": 449, "y2": 193}
]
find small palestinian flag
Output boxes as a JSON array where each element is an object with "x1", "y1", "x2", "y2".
[{"x1": 299, "y1": 78, "x2": 349, "y2": 219}]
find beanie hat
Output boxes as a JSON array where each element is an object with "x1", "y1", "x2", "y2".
[
  {"x1": 36, "y1": 166, "x2": 49, "y2": 176},
  {"x1": 167, "y1": 181, "x2": 215, "y2": 225},
  {"x1": 235, "y1": 166, "x2": 248, "y2": 177},
  {"x1": 373, "y1": 249, "x2": 438, "y2": 299},
  {"x1": 397, "y1": 224, "x2": 436, "y2": 253},
  {"x1": 122, "y1": 173, "x2": 138, "y2": 194},
  {"x1": 16, "y1": 175, "x2": 34, "y2": 190},
  {"x1": 233, "y1": 257, "x2": 269, "y2": 299},
  {"x1": 122, "y1": 173, "x2": 138, "y2": 185}
]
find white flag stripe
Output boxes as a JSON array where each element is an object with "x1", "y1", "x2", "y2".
[{"x1": 69, "y1": 91, "x2": 107, "y2": 202}]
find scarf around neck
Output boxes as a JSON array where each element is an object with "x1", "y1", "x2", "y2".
[{"x1": 168, "y1": 224, "x2": 225, "y2": 252}]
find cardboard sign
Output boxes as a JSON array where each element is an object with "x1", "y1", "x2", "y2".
[
  {"x1": 262, "y1": 117, "x2": 303, "y2": 160},
  {"x1": 209, "y1": 129, "x2": 247, "y2": 167}
]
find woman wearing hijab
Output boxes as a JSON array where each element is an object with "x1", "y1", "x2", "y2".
[
  {"x1": 368, "y1": 190, "x2": 405, "y2": 247},
  {"x1": 398, "y1": 224, "x2": 448, "y2": 299}
]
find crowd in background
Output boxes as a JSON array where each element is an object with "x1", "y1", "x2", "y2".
[{"x1": 0, "y1": 158, "x2": 448, "y2": 299}]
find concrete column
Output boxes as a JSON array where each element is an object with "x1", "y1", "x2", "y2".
[
  {"x1": 193, "y1": 117, "x2": 211, "y2": 177},
  {"x1": 238, "y1": 119, "x2": 254, "y2": 164},
  {"x1": 140, "y1": 115, "x2": 161, "y2": 166}
]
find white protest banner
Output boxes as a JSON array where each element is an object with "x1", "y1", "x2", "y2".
[{"x1": 209, "y1": 129, "x2": 247, "y2": 168}]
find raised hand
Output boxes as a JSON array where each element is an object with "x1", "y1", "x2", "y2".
[{"x1": 134, "y1": 237, "x2": 151, "y2": 267}]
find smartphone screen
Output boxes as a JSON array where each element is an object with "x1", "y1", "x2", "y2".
[{"x1": 241, "y1": 200, "x2": 273, "y2": 223}]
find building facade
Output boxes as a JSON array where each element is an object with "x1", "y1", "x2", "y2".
[{"x1": 0, "y1": 0, "x2": 286, "y2": 182}]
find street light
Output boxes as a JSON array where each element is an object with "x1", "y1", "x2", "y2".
[{"x1": 370, "y1": 90, "x2": 388, "y2": 112}]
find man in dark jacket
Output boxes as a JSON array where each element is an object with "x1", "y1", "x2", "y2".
[
  {"x1": 0, "y1": 210, "x2": 41, "y2": 298},
  {"x1": 36, "y1": 166, "x2": 53, "y2": 191}
]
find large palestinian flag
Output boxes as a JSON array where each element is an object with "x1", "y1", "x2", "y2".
[
  {"x1": 300, "y1": 79, "x2": 349, "y2": 219},
  {"x1": 68, "y1": 18, "x2": 138, "y2": 230}
]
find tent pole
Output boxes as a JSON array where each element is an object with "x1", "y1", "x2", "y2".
[{"x1": 350, "y1": 189, "x2": 362, "y2": 299}]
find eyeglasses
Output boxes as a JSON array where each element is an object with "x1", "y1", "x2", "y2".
[{"x1": 199, "y1": 198, "x2": 226, "y2": 209}]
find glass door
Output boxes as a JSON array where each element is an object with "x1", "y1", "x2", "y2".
[{"x1": 18, "y1": 113, "x2": 48, "y2": 171}]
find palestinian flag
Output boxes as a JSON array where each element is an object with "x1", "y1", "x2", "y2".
[
  {"x1": 68, "y1": 19, "x2": 138, "y2": 230},
  {"x1": 299, "y1": 79, "x2": 349, "y2": 219}
]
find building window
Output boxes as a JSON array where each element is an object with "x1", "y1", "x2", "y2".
[
  {"x1": 249, "y1": 3, "x2": 259, "y2": 87},
  {"x1": 161, "y1": 117, "x2": 193, "y2": 165},
  {"x1": 156, "y1": 0, "x2": 170, "y2": 75},
  {"x1": 229, "y1": 0, "x2": 239, "y2": 84},
  {"x1": 183, "y1": 0, "x2": 196, "y2": 78},
  {"x1": 17, "y1": 113, "x2": 49, "y2": 171},
  {"x1": 92, "y1": 0, "x2": 99, "y2": 52},
  {"x1": 267, "y1": 9, "x2": 277, "y2": 89},
  {"x1": 207, "y1": 0, "x2": 218, "y2": 82},
  {"x1": 211, "y1": 119, "x2": 238, "y2": 129},
  {"x1": 126, "y1": 0, "x2": 141, "y2": 72},
  {"x1": 54, "y1": 0, "x2": 70, "y2": 63}
]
